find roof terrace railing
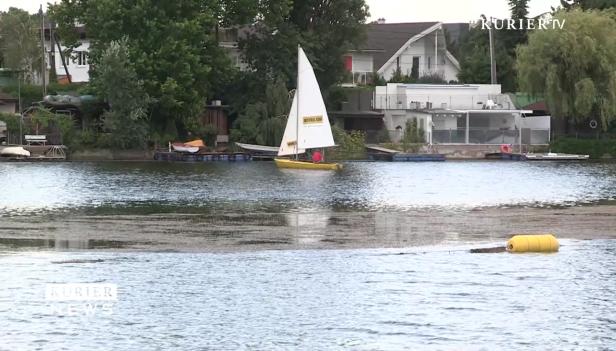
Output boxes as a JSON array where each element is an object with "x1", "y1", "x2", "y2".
[{"x1": 373, "y1": 94, "x2": 515, "y2": 110}]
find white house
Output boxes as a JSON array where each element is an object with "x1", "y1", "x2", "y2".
[
  {"x1": 343, "y1": 22, "x2": 464, "y2": 86},
  {"x1": 43, "y1": 25, "x2": 91, "y2": 83},
  {"x1": 374, "y1": 83, "x2": 551, "y2": 146}
]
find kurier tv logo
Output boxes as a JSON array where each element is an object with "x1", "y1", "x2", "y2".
[{"x1": 473, "y1": 17, "x2": 566, "y2": 30}]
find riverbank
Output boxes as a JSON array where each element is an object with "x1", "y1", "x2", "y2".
[{"x1": 2, "y1": 205, "x2": 615, "y2": 252}]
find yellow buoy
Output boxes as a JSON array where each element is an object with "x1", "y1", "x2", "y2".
[{"x1": 507, "y1": 234, "x2": 559, "y2": 253}]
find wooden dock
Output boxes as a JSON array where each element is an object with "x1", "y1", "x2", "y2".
[
  {"x1": 153, "y1": 151, "x2": 251, "y2": 162},
  {"x1": 366, "y1": 145, "x2": 446, "y2": 162}
]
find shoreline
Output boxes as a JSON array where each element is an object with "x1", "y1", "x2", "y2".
[{"x1": 1, "y1": 205, "x2": 616, "y2": 253}]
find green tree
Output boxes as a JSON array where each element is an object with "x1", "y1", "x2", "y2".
[
  {"x1": 230, "y1": 76, "x2": 290, "y2": 146},
  {"x1": 517, "y1": 9, "x2": 616, "y2": 132},
  {"x1": 503, "y1": 0, "x2": 530, "y2": 50},
  {"x1": 95, "y1": 39, "x2": 150, "y2": 149},
  {"x1": 561, "y1": 0, "x2": 616, "y2": 10},
  {"x1": 457, "y1": 25, "x2": 517, "y2": 91},
  {"x1": 0, "y1": 8, "x2": 43, "y2": 83},
  {"x1": 240, "y1": 0, "x2": 369, "y2": 89},
  {"x1": 49, "y1": 0, "x2": 230, "y2": 138},
  {"x1": 457, "y1": 1, "x2": 529, "y2": 91}
]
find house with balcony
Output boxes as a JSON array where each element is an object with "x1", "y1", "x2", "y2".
[
  {"x1": 373, "y1": 83, "x2": 551, "y2": 148},
  {"x1": 343, "y1": 22, "x2": 465, "y2": 86}
]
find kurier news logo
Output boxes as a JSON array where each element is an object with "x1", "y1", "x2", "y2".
[
  {"x1": 472, "y1": 17, "x2": 566, "y2": 30},
  {"x1": 45, "y1": 283, "x2": 117, "y2": 316}
]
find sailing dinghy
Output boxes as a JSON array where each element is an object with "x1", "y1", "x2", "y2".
[{"x1": 275, "y1": 46, "x2": 342, "y2": 171}]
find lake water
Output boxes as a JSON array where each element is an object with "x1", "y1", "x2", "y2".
[
  {"x1": 1, "y1": 161, "x2": 616, "y2": 349},
  {"x1": 1, "y1": 240, "x2": 615, "y2": 350},
  {"x1": 1, "y1": 161, "x2": 616, "y2": 216}
]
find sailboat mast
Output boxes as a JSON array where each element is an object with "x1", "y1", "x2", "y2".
[{"x1": 295, "y1": 44, "x2": 300, "y2": 160}]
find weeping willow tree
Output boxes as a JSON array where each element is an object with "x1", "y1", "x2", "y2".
[
  {"x1": 230, "y1": 76, "x2": 290, "y2": 146},
  {"x1": 517, "y1": 9, "x2": 616, "y2": 132}
]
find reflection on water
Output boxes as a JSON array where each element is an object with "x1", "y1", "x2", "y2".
[
  {"x1": 0, "y1": 238, "x2": 139, "y2": 250},
  {"x1": 1, "y1": 161, "x2": 616, "y2": 216},
  {"x1": 0, "y1": 240, "x2": 614, "y2": 349}
]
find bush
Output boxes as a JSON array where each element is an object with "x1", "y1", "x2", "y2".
[
  {"x1": 401, "y1": 119, "x2": 426, "y2": 153},
  {"x1": 551, "y1": 137, "x2": 616, "y2": 159},
  {"x1": 375, "y1": 128, "x2": 391, "y2": 143},
  {"x1": 330, "y1": 125, "x2": 366, "y2": 160}
]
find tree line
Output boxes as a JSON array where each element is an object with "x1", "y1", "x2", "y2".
[{"x1": 1, "y1": 0, "x2": 369, "y2": 149}]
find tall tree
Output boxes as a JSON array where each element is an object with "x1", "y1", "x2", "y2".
[
  {"x1": 504, "y1": 0, "x2": 530, "y2": 50},
  {"x1": 457, "y1": 0, "x2": 529, "y2": 91},
  {"x1": 95, "y1": 39, "x2": 150, "y2": 149},
  {"x1": 0, "y1": 8, "x2": 43, "y2": 83},
  {"x1": 456, "y1": 26, "x2": 517, "y2": 92},
  {"x1": 230, "y1": 76, "x2": 291, "y2": 146},
  {"x1": 49, "y1": 0, "x2": 230, "y2": 138},
  {"x1": 517, "y1": 9, "x2": 616, "y2": 132},
  {"x1": 240, "y1": 0, "x2": 369, "y2": 90}
]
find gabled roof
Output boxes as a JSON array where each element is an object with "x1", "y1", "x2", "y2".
[{"x1": 364, "y1": 22, "x2": 439, "y2": 70}]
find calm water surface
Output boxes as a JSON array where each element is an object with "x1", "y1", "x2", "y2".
[
  {"x1": 1, "y1": 161, "x2": 616, "y2": 350},
  {"x1": 1, "y1": 161, "x2": 616, "y2": 216},
  {"x1": 0, "y1": 240, "x2": 614, "y2": 350}
]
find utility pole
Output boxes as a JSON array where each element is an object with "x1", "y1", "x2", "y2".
[
  {"x1": 488, "y1": 16, "x2": 497, "y2": 85},
  {"x1": 39, "y1": 5, "x2": 47, "y2": 97},
  {"x1": 18, "y1": 71, "x2": 23, "y2": 145}
]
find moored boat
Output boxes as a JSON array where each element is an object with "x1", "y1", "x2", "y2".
[
  {"x1": 275, "y1": 46, "x2": 341, "y2": 171},
  {"x1": 171, "y1": 144, "x2": 199, "y2": 153},
  {"x1": 0, "y1": 146, "x2": 31, "y2": 158},
  {"x1": 170, "y1": 139, "x2": 204, "y2": 154},
  {"x1": 525, "y1": 152, "x2": 589, "y2": 161}
]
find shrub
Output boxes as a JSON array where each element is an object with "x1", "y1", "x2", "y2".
[{"x1": 330, "y1": 125, "x2": 366, "y2": 160}]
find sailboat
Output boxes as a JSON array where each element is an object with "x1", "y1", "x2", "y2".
[{"x1": 275, "y1": 46, "x2": 342, "y2": 171}]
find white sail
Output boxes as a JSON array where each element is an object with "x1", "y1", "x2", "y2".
[
  {"x1": 296, "y1": 47, "x2": 335, "y2": 150},
  {"x1": 278, "y1": 93, "x2": 306, "y2": 156},
  {"x1": 278, "y1": 47, "x2": 335, "y2": 157}
]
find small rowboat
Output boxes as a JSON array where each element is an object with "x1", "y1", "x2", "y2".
[
  {"x1": 171, "y1": 144, "x2": 199, "y2": 153},
  {"x1": 1, "y1": 146, "x2": 30, "y2": 158},
  {"x1": 170, "y1": 139, "x2": 204, "y2": 154}
]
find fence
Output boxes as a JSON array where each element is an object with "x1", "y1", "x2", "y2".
[
  {"x1": 432, "y1": 128, "x2": 550, "y2": 145},
  {"x1": 344, "y1": 128, "x2": 550, "y2": 145}
]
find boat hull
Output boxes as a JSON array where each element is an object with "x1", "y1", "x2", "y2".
[
  {"x1": 171, "y1": 145, "x2": 199, "y2": 153},
  {"x1": 525, "y1": 153, "x2": 589, "y2": 161},
  {"x1": 275, "y1": 158, "x2": 342, "y2": 171},
  {"x1": 1, "y1": 147, "x2": 31, "y2": 157}
]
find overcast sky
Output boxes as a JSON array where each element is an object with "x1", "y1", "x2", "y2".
[{"x1": 3, "y1": 0, "x2": 562, "y2": 22}]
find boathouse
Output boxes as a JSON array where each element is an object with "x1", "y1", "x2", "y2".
[{"x1": 373, "y1": 83, "x2": 551, "y2": 148}]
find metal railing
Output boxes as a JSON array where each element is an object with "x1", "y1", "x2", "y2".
[
  {"x1": 373, "y1": 94, "x2": 515, "y2": 110},
  {"x1": 431, "y1": 128, "x2": 550, "y2": 145}
]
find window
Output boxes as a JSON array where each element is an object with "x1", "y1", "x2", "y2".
[
  {"x1": 428, "y1": 56, "x2": 431, "y2": 70},
  {"x1": 74, "y1": 51, "x2": 88, "y2": 66}
]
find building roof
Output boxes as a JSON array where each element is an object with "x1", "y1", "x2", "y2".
[{"x1": 364, "y1": 22, "x2": 439, "y2": 70}]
